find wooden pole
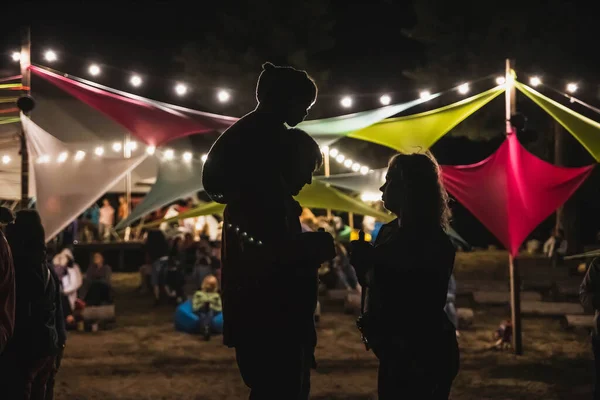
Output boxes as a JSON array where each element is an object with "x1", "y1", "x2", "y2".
[
  {"x1": 324, "y1": 150, "x2": 332, "y2": 219},
  {"x1": 20, "y1": 26, "x2": 31, "y2": 210},
  {"x1": 506, "y1": 58, "x2": 523, "y2": 355},
  {"x1": 124, "y1": 134, "x2": 132, "y2": 241}
]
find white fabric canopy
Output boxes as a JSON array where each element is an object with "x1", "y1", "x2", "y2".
[{"x1": 22, "y1": 115, "x2": 147, "y2": 241}]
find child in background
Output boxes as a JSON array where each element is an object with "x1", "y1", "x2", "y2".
[{"x1": 192, "y1": 275, "x2": 222, "y2": 341}]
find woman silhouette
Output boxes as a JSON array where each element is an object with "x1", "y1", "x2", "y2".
[{"x1": 351, "y1": 152, "x2": 459, "y2": 399}]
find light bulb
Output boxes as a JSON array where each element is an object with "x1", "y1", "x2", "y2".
[
  {"x1": 182, "y1": 152, "x2": 193, "y2": 162},
  {"x1": 340, "y1": 96, "x2": 353, "y2": 108},
  {"x1": 360, "y1": 166, "x2": 369, "y2": 175},
  {"x1": 496, "y1": 76, "x2": 506, "y2": 85},
  {"x1": 379, "y1": 94, "x2": 391, "y2": 105},
  {"x1": 201, "y1": 154, "x2": 208, "y2": 162},
  {"x1": 44, "y1": 50, "x2": 57, "y2": 62},
  {"x1": 74, "y1": 151, "x2": 86, "y2": 161},
  {"x1": 88, "y1": 64, "x2": 101, "y2": 76},
  {"x1": 175, "y1": 83, "x2": 188, "y2": 96},
  {"x1": 1, "y1": 155, "x2": 10, "y2": 164},
  {"x1": 217, "y1": 90, "x2": 230, "y2": 103},
  {"x1": 351, "y1": 163, "x2": 361, "y2": 172},
  {"x1": 344, "y1": 159, "x2": 353, "y2": 168},
  {"x1": 37, "y1": 155, "x2": 50, "y2": 164},
  {"x1": 130, "y1": 75, "x2": 142, "y2": 87},
  {"x1": 57, "y1": 152, "x2": 68, "y2": 163},
  {"x1": 146, "y1": 145, "x2": 156, "y2": 155},
  {"x1": 329, "y1": 148, "x2": 339, "y2": 157},
  {"x1": 360, "y1": 192, "x2": 381, "y2": 202},
  {"x1": 112, "y1": 142, "x2": 122, "y2": 152},
  {"x1": 126, "y1": 141, "x2": 138, "y2": 151},
  {"x1": 566, "y1": 83, "x2": 578, "y2": 93},
  {"x1": 419, "y1": 90, "x2": 431, "y2": 99},
  {"x1": 164, "y1": 149, "x2": 174, "y2": 160},
  {"x1": 94, "y1": 147, "x2": 104, "y2": 156},
  {"x1": 530, "y1": 76, "x2": 542, "y2": 87},
  {"x1": 335, "y1": 154, "x2": 345, "y2": 163},
  {"x1": 457, "y1": 83, "x2": 470, "y2": 94},
  {"x1": 11, "y1": 52, "x2": 20, "y2": 62},
  {"x1": 321, "y1": 146, "x2": 329, "y2": 154}
]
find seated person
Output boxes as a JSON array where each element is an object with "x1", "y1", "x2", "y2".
[
  {"x1": 192, "y1": 275, "x2": 222, "y2": 341},
  {"x1": 83, "y1": 252, "x2": 113, "y2": 306},
  {"x1": 53, "y1": 248, "x2": 83, "y2": 328}
]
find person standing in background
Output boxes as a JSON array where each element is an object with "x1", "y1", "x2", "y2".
[
  {"x1": 99, "y1": 198, "x2": 115, "y2": 242},
  {"x1": 118, "y1": 196, "x2": 129, "y2": 223}
]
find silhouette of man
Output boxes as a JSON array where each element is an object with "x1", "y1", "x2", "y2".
[{"x1": 202, "y1": 63, "x2": 335, "y2": 399}]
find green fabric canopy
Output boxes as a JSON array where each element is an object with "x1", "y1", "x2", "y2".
[
  {"x1": 151, "y1": 180, "x2": 393, "y2": 227},
  {"x1": 515, "y1": 81, "x2": 600, "y2": 162},
  {"x1": 348, "y1": 87, "x2": 504, "y2": 153},
  {"x1": 0, "y1": 117, "x2": 19, "y2": 125}
]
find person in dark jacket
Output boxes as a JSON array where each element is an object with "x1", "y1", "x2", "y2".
[
  {"x1": 2, "y1": 210, "x2": 59, "y2": 399},
  {"x1": 203, "y1": 63, "x2": 335, "y2": 399},
  {"x1": 145, "y1": 230, "x2": 169, "y2": 305},
  {"x1": 579, "y1": 258, "x2": 600, "y2": 399},
  {"x1": 45, "y1": 262, "x2": 67, "y2": 400},
  {"x1": 351, "y1": 152, "x2": 460, "y2": 400}
]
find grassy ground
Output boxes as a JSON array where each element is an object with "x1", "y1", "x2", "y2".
[{"x1": 55, "y1": 252, "x2": 595, "y2": 399}]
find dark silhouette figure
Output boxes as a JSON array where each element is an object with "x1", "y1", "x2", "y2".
[
  {"x1": 1, "y1": 210, "x2": 60, "y2": 399},
  {"x1": 202, "y1": 63, "x2": 335, "y2": 399},
  {"x1": 0, "y1": 207, "x2": 15, "y2": 356},
  {"x1": 579, "y1": 258, "x2": 600, "y2": 399},
  {"x1": 351, "y1": 152, "x2": 459, "y2": 399}
]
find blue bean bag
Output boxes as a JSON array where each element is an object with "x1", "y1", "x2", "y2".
[{"x1": 174, "y1": 299, "x2": 223, "y2": 334}]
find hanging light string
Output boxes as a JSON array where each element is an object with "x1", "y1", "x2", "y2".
[{"x1": 541, "y1": 84, "x2": 600, "y2": 117}]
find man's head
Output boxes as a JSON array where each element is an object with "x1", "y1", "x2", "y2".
[
  {"x1": 256, "y1": 62, "x2": 317, "y2": 126},
  {"x1": 282, "y1": 128, "x2": 323, "y2": 195},
  {"x1": 119, "y1": 196, "x2": 125, "y2": 204},
  {"x1": 103, "y1": 198, "x2": 110, "y2": 207},
  {"x1": 93, "y1": 252, "x2": 104, "y2": 266}
]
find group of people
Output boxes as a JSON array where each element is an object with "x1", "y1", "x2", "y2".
[
  {"x1": 0, "y1": 207, "x2": 115, "y2": 399},
  {"x1": 78, "y1": 196, "x2": 129, "y2": 243},
  {"x1": 202, "y1": 62, "x2": 460, "y2": 399}
]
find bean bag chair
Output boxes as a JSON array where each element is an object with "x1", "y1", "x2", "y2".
[{"x1": 174, "y1": 299, "x2": 223, "y2": 334}]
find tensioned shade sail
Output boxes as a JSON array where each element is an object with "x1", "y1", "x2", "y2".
[
  {"x1": 515, "y1": 81, "x2": 600, "y2": 162},
  {"x1": 297, "y1": 94, "x2": 441, "y2": 147},
  {"x1": 115, "y1": 158, "x2": 204, "y2": 230},
  {"x1": 349, "y1": 86, "x2": 505, "y2": 153},
  {"x1": 441, "y1": 133, "x2": 593, "y2": 256},
  {"x1": 22, "y1": 115, "x2": 147, "y2": 241},
  {"x1": 149, "y1": 180, "x2": 393, "y2": 227},
  {"x1": 30, "y1": 65, "x2": 237, "y2": 146}
]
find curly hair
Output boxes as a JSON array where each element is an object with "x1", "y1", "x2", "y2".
[{"x1": 386, "y1": 151, "x2": 451, "y2": 232}]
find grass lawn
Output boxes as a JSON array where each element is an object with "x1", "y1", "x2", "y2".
[{"x1": 54, "y1": 252, "x2": 594, "y2": 399}]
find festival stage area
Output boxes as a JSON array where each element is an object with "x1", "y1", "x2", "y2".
[{"x1": 55, "y1": 253, "x2": 594, "y2": 400}]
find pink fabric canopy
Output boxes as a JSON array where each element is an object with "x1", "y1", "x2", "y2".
[
  {"x1": 442, "y1": 133, "x2": 593, "y2": 256},
  {"x1": 30, "y1": 66, "x2": 236, "y2": 146}
]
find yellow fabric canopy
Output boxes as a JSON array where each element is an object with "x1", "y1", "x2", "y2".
[
  {"x1": 149, "y1": 180, "x2": 393, "y2": 227},
  {"x1": 515, "y1": 81, "x2": 600, "y2": 162},
  {"x1": 348, "y1": 86, "x2": 505, "y2": 153}
]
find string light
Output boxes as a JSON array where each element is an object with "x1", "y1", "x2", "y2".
[
  {"x1": 175, "y1": 83, "x2": 188, "y2": 96},
  {"x1": 201, "y1": 154, "x2": 208, "y2": 162},
  {"x1": 1, "y1": 155, "x2": 10, "y2": 164},
  {"x1": 320, "y1": 146, "x2": 329, "y2": 155},
  {"x1": 340, "y1": 96, "x2": 353, "y2": 108},
  {"x1": 329, "y1": 148, "x2": 339, "y2": 158},
  {"x1": 88, "y1": 64, "x2": 101, "y2": 76},
  {"x1": 217, "y1": 90, "x2": 230, "y2": 103},
  {"x1": 37, "y1": 155, "x2": 50, "y2": 164},
  {"x1": 335, "y1": 154, "x2": 345, "y2": 163},
  {"x1": 566, "y1": 83, "x2": 578, "y2": 93},
  {"x1": 379, "y1": 94, "x2": 391, "y2": 106},
  {"x1": 530, "y1": 76, "x2": 542, "y2": 87},
  {"x1": 457, "y1": 83, "x2": 470, "y2": 94},
  {"x1": 182, "y1": 151, "x2": 193, "y2": 162},
  {"x1": 74, "y1": 150, "x2": 86, "y2": 161},
  {"x1": 360, "y1": 166, "x2": 369, "y2": 175},
  {"x1": 343, "y1": 159, "x2": 353, "y2": 168},
  {"x1": 351, "y1": 162, "x2": 360, "y2": 172},
  {"x1": 164, "y1": 149, "x2": 174, "y2": 160},
  {"x1": 11, "y1": 52, "x2": 20, "y2": 62},
  {"x1": 112, "y1": 142, "x2": 122, "y2": 152},
  {"x1": 130, "y1": 75, "x2": 142, "y2": 87},
  {"x1": 419, "y1": 90, "x2": 431, "y2": 99},
  {"x1": 495, "y1": 76, "x2": 506, "y2": 85},
  {"x1": 146, "y1": 145, "x2": 156, "y2": 155},
  {"x1": 94, "y1": 146, "x2": 104, "y2": 156},
  {"x1": 57, "y1": 152, "x2": 68, "y2": 163},
  {"x1": 44, "y1": 50, "x2": 57, "y2": 62}
]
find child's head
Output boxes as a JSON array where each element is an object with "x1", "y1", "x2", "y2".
[
  {"x1": 93, "y1": 252, "x2": 104, "y2": 266},
  {"x1": 256, "y1": 62, "x2": 317, "y2": 127},
  {"x1": 201, "y1": 275, "x2": 218, "y2": 293},
  {"x1": 281, "y1": 128, "x2": 323, "y2": 196}
]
